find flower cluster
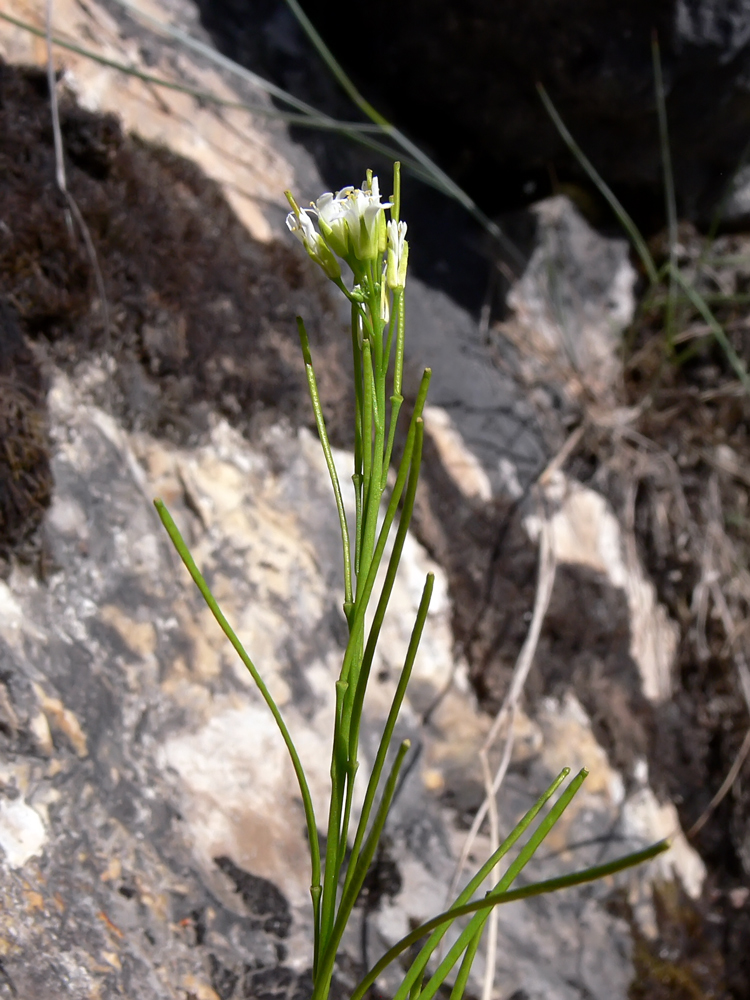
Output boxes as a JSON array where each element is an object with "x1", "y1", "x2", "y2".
[{"x1": 286, "y1": 174, "x2": 408, "y2": 291}]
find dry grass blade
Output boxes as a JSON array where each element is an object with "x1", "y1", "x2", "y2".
[
  {"x1": 688, "y1": 727, "x2": 750, "y2": 838},
  {"x1": 686, "y1": 474, "x2": 750, "y2": 836},
  {"x1": 45, "y1": 0, "x2": 112, "y2": 403},
  {"x1": 442, "y1": 501, "x2": 556, "y2": 995}
]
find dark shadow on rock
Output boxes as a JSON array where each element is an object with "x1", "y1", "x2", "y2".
[
  {"x1": 0, "y1": 58, "x2": 355, "y2": 561},
  {"x1": 214, "y1": 856, "x2": 292, "y2": 938},
  {"x1": 0, "y1": 300, "x2": 52, "y2": 569}
]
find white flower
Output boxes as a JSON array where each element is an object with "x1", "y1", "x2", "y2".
[
  {"x1": 311, "y1": 177, "x2": 391, "y2": 264},
  {"x1": 286, "y1": 207, "x2": 317, "y2": 248},
  {"x1": 386, "y1": 220, "x2": 408, "y2": 290},
  {"x1": 314, "y1": 189, "x2": 353, "y2": 259},
  {"x1": 286, "y1": 207, "x2": 341, "y2": 281}
]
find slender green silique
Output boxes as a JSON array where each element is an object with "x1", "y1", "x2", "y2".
[
  {"x1": 389, "y1": 768, "x2": 572, "y2": 1000},
  {"x1": 352, "y1": 837, "x2": 670, "y2": 1000},
  {"x1": 152, "y1": 500, "x2": 322, "y2": 932},
  {"x1": 296, "y1": 317, "x2": 353, "y2": 615}
]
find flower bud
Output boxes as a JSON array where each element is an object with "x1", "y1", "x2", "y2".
[
  {"x1": 286, "y1": 208, "x2": 341, "y2": 281},
  {"x1": 386, "y1": 220, "x2": 408, "y2": 290}
]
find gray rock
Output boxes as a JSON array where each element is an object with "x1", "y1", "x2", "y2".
[
  {"x1": 506, "y1": 196, "x2": 637, "y2": 402},
  {"x1": 0, "y1": 370, "x2": 696, "y2": 1000}
]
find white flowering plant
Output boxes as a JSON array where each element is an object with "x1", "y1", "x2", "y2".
[{"x1": 154, "y1": 164, "x2": 666, "y2": 1000}]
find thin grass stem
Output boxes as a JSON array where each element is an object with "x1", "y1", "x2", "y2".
[
  {"x1": 671, "y1": 267, "x2": 750, "y2": 393},
  {"x1": 537, "y1": 83, "x2": 659, "y2": 285},
  {"x1": 652, "y1": 32, "x2": 679, "y2": 351}
]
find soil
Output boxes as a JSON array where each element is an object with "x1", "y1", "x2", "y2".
[{"x1": 2, "y1": 56, "x2": 750, "y2": 1000}]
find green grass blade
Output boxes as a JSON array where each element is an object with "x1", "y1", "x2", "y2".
[
  {"x1": 652, "y1": 32, "x2": 679, "y2": 349},
  {"x1": 537, "y1": 83, "x2": 659, "y2": 285},
  {"x1": 152, "y1": 500, "x2": 321, "y2": 924},
  {"x1": 0, "y1": 11, "x2": 359, "y2": 130},
  {"x1": 110, "y1": 0, "x2": 447, "y2": 181},
  {"x1": 0, "y1": 11, "x2": 445, "y2": 185},
  {"x1": 283, "y1": 0, "x2": 387, "y2": 127},
  {"x1": 282, "y1": 0, "x2": 523, "y2": 263},
  {"x1": 111, "y1": 0, "x2": 329, "y2": 118},
  {"x1": 670, "y1": 266, "x2": 750, "y2": 393}
]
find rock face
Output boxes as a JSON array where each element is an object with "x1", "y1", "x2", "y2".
[
  {"x1": 0, "y1": 372, "x2": 691, "y2": 1000},
  {"x1": 0, "y1": 3, "x2": 718, "y2": 999},
  {"x1": 223, "y1": 0, "x2": 750, "y2": 221}
]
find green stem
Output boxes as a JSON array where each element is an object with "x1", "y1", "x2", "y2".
[
  {"x1": 361, "y1": 337, "x2": 374, "y2": 522},
  {"x1": 318, "y1": 679, "x2": 349, "y2": 961},
  {"x1": 342, "y1": 573, "x2": 434, "y2": 907},
  {"x1": 347, "y1": 422, "x2": 425, "y2": 773},
  {"x1": 337, "y1": 370, "x2": 431, "y2": 701},
  {"x1": 313, "y1": 740, "x2": 412, "y2": 1000}
]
